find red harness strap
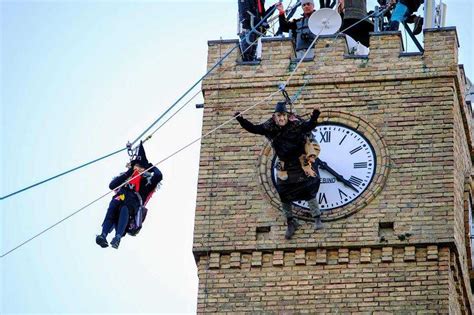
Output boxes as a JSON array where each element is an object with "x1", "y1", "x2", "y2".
[{"x1": 129, "y1": 170, "x2": 142, "y2": 192}]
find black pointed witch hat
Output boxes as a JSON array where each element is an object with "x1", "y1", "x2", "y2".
[{"x1": 131, "y1": 141, "x2": 151, "y2": 168}]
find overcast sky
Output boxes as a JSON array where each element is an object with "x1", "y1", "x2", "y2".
[{"x1": 1, "y1": 0, "x2": 472, "y2": 314}]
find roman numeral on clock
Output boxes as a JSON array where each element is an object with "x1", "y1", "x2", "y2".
[
  {"x1": 338, "y1": 189, "x2": 348, "y2": 199},
  {"x1": 318, "y1": 193, "x2": 328, "y2": 204},
  {"x1": 350, "y1": 146, "x2": 362, "y2": 155},
  {"x1": 349, "y1": 176, "x2": 363, "y2": 187},
  {"x1": 320, "y1": 131, "x2": 331, "y2": 143},
  {"x1": 338, "y1": 135, "x2": 347, "y2": 145},
  {"x1": 353, "y1": 162, "x2": 367, "y2": 169}
]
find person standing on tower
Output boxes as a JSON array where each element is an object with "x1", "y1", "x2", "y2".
[
  {"x1": 277, "y1": 0, "x2": 317, "y2": 59},
  {"x1": 386, "y1": 0, "x2": 424, "y2": 35},
  {"x1": 238, "y1": 0, "x2": 276, "y2": 61},
  {"x1": 95, "y1": 142, "x2": 163, "y2": 249},
  {"x1": 319, "y1": 0, "x2": 332, "y2": 8},
  {"x1": 235, "y1": 102, "x2": 324, "y2": 239}
]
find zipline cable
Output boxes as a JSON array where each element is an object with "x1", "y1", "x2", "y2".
[
  {"x1": 0, "y1": 43, "x2": 235, "y2": 201},
  {"x1": 0, "y1": 90, "x2": 280, "y2": 259},
  {"x1": 0, "y1": 191, "x2": 113, "y2": 258},
  {"x1": 0, "y1": 6, "x2": 280, "y2": 201},
  {"x1": 0, "y1": 29, "x2": 275, "y2": 259},
  {"x1": 141, "y1": 89, "x2": 203, "y2": 143},
  {"x1": 0, "y1": 148, "x2": 127, "y2": 201},
  {"x1": 1, "y1": 5, "x2": 381, "y2": 257}
]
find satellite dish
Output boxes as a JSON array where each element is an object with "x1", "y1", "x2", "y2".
[{"x1": 308, "y1": 8, "x2": 342, "y2": 36}]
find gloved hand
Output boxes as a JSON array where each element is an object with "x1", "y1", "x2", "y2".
[
  {"x1": 234, "y1": 111, "x2": 242, "y2": 119},
  {"x1": 276, "y1": 3, "x2": 285, "y2": 15},
  {"x1": 124, "y1": 167, "x2": 134, "y2": 177},
  {"x1": 311, "y1": 108, "x2": 321, "y2": 121}
]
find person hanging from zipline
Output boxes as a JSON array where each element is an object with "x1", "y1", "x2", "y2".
[
  {"x1": 95, "y1": 141, "x2": 163, "y2": 249},
  {"x1": 235, "y1": 101, "x2": 324, "y2": 239}
]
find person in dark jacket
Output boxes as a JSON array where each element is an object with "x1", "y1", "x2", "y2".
[
  {"x1": 95, "y1": 142, "x2": 163, "y2": 249},
  {"x1": 238, "y1": 0, "x2": 276, "y2": 61},
  {"x1": 235, "y1": 101, "x2": 324, "y2": 239},
  {"x1": 277, "y1": 0, "x2": 317, "y2": 59},
  {"x1": 386, "y1": 0, "x2": 423, "y2": 34},
  {"x1": 339, "y1": 0, "x2": 374, "y2": 47},
  {"x1": 319, "y1": 0, "x2": 332, "y2": 8}
]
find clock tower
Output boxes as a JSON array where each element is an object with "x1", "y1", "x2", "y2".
[{"x1": 194, "y1": 28, "x2": 474, "y2": 313}]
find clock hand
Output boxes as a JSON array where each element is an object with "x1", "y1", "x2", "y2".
[{"x1": 316, "y1": 158, "x2": 359, "y2": 193}]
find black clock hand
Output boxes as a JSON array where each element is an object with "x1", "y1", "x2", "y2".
[{"x1": 316, "y1": 158, "x2": 359, "y2": 193}]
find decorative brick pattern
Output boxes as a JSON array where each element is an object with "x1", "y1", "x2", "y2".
[
  {"x1": 273, "y1": 251, "x2": 284, "y2": 266},
  {"x1": 197, "y1": 246, "x2": 452, "y2": 313},
  {"x1": 202, "y1": 246, "x2": 452, "y2": 269},
  {"x1": 427, "y1": 245, "x2": 439, "y2": 261},
  {"x1": 295, "y1": 249, "x2": 306, "y2": 265},
  {"x1": 360, "y1": 247, "x2": 372, "y2": 263},
  {"x1": 404, "y1": 246, "x2": 416, "y2": 262},
  {"x1": 251, "y1": 251, "x2": 262, "y2": 267},
  {"x1": 209, "y1": 253, "x2": 220, "y2": 269},
  {"x1": 316, "y1": 248, "x2": 327, "y2": 265},
  {"x1": 338, "y1": 248, "x2": 349, "y2": 264},
  {"x1": 381, "y1": 247, "x2": 393, "y2": 262},
  {"x1": 230, "y1": 252, "x2": 241, "y2": 268}
]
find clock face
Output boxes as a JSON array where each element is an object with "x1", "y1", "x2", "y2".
[{"x1": 271, "y1": 122, "x2": 376, "y2": 211}]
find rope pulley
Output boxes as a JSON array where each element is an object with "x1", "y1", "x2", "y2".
[
  {"x1": 279, "y1": 83, "x2": 294, "y2": 113},
  {"x1": 126, "y1": 142, "x2": 135, "y2": 158}
]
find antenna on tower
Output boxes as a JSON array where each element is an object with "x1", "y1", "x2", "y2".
[{"x1": 424, "y1": 0, "x2": 447, "y2": 29}]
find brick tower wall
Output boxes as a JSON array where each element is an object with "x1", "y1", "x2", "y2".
[{"x1": 193, "y1": 28, "x2": 473, "y2": 313}]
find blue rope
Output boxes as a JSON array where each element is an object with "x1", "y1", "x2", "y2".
[
  {"x1": 0, "y1": 148, "x2": 126, "y2": 200},
  {"x1": 0, "y1": 45, "x2": 237, "y2": 201},
  {"x1": 129, "y1": 45, "x2": 239, "y2": 146},
  {"x1": 0, "y1": 7, "x2": 277, "y2": 201}
]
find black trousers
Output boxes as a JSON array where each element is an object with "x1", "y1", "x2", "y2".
[
  {"x1": 239, "y1": 30, "x2": 258, "y2": 61},
  {"x1": 101, "y1": 198, "x2": 130, "y2": 237},
  {"x1": 320, "y1": 0, "x2": 331, "y2": 8}
]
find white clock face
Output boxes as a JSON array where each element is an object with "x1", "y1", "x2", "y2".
[{"x1": 272, "y1": 123, "x2": 376, "y2": 211}]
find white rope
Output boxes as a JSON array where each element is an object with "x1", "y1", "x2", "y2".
[
  {"x1": 1, "y1": 5, "x2": 370, "y2": 258},
  {"x1": 0, "y1": 88, "x2": 279, "y2": 259}
]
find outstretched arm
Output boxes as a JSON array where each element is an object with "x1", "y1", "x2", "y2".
[
  {"x1": 144, "y1": 166, "x2": 163, "y2": 188},
  {"x1": 276, "y1": 3, "x2": 296, "y2": 33},
  {"x1": 235, "y1": 112, "x2": 268, "y2": 135},
  {"x1": 301, "y1": 109, "x2": 321, "y2": 132}
]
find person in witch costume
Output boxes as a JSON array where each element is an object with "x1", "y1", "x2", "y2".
[
  {"x1": 235, "y1": 101, "x2": 324, "y2": 239},
  {"x1": 95, "y1": 142, "x2": 162, "y2": 249}
]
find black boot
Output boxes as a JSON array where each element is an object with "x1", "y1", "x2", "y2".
[
  {"x1": 386, "y1": 20, "x2": 400, "y2": 32},
  {"x1": 285, "y1": 218, "x2": 300, "y2": 240},
  {"x1": 314, "y1": 216, "x2": 324, "y2": 230},
  {"x1": 95, "y1": 234, "x2": 108, "y2": 248},
  {"x1": 110, "y1": 235, "x2": 121, "y2": 249},
  {"x1": 412, "y1": 16, "x2": 423, "y2": 35}
]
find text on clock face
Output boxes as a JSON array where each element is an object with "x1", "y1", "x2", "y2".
[
  {"x1": 272, "y1": 123, "x2": 377, "y2": 211},
  {"x1": 312, "y1": 124, "x2": 376, "y2": 210}
]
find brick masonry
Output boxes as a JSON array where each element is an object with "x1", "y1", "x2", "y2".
[{"x1": 194, "y1": 28, "x2": 473, "y2": 313}]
